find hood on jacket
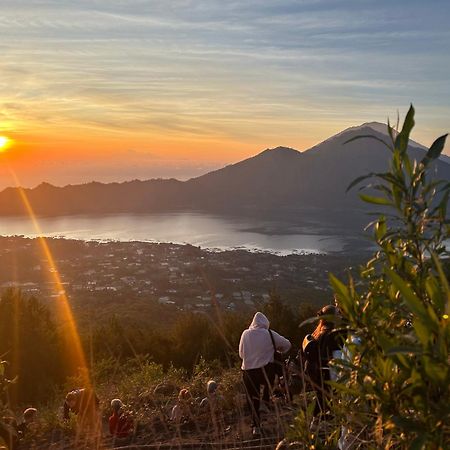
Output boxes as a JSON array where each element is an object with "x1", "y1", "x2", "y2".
[{"x1": 249, "y1": 312, "x2": 270, "y2": 330}]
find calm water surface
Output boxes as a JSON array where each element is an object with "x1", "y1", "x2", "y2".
[{"x1": 0, "y1": 213, "x2": 357, "y2": 255}]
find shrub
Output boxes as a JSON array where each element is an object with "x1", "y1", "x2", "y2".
[
  {"x1": 0, "y1": 289, "x2": 66, "y2": 404},
  {"x1": 326, "y1": 106, "x2": 449, "y2": 448}
]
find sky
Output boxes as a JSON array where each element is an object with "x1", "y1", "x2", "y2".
[{"x1": 0, "y1": 0, "x2": 449, "y2": 188}]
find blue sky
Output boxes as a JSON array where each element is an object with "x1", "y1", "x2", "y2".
[{"x1": 0, "y1": 0, "x2": 449, "y2": 186}]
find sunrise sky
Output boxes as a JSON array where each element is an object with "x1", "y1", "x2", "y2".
[{"x1": 0, "y1": 0, "x2": 449, "y2": 188}]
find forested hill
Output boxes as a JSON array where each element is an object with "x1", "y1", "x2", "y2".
[{"x1": 1, "y1": 123, "x2": 448, "y2": 223}]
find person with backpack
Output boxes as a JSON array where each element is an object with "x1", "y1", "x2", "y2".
[
  {"x1": 302, "y1": 305, "x2": 344, "y2": 418},
  {"x1": 239, "y1": 312, "x2": 291, "y2": 437}
]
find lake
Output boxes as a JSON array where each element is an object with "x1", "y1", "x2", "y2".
[{"x1": 0, "y1": 212, "x2": 367, "y2": 255}]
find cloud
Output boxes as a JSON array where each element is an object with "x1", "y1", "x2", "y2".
[{"x1": 0, "y1": 0, "x2": 448, "y2": 153}]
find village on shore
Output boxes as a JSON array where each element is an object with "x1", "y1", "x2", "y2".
[{"x1": 0, "y1": 236, "x2": 367, "y2": 320}]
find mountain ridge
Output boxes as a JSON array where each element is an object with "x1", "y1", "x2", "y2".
[{"x1": 1, "y1": 124, "x2": 448, "y2": 226}]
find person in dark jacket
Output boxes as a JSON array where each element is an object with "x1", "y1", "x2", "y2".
[
  {"x1": 64, "y1": 388, "x2": 100, "y2": 433},
  {"x1": 16, "y1": 407, "x2": 38, "y2": 438},
  {"x1": 302, "y1": 305, "x2": 344, "y2": 417}
]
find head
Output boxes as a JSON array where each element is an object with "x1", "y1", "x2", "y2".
[
  {"x1": 206, "y1": 380, "x2": 218, "y2": 396},
  {"x1": 318, "y1": 304, "x2": 339, "y2": 320},
  {"x1": 65, "y1": 391, "x2": 77, "y2": 409},
  {"x1": 111, "y1": 398, "x2": 124, "y2": 414},
  {"x1": 249, "y1": 312, "x2": 269, "y2": 330},
  {"x1": 178, "y1": 388, "x2": 190, "y2": 402},
  {"x1": 23, "y1": 408, "x2": 37, "y2": 424},
  {"x1": 312, "y1": 304, "x2": 339, "y2": 339}
]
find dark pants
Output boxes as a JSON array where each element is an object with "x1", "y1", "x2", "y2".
[
  {"x1": 242, "y1": 365, "x2": 275, "y2": 427},
  {"x1": 312, "y1": 368, "x2": 331, "y2": 417}
]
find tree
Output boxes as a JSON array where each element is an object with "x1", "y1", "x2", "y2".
[{"x1": 0, "y1": 289, "x2": 66, "y2": 404}]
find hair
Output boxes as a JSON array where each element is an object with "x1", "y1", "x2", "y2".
[
  {"x1": 311, "y1": 304, "x2": 338, "y2": 340},
  {"x1": 23, "y1": 408, "x2": 37, "y2": 421},
  {"x1": 178, "y1": 388, "x2": 190, "y2": 401},
  {"x1": 65, "y1": 391, "x2": 77, "y2": 403},
  {"x1": 206, "y1": 380, "x2": 218, "y2": 395},
  {"x1": 110, "y1": 399, "x2": 123, "y2": 412}
]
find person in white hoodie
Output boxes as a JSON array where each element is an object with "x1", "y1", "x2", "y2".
[{"x1": 239, "y1": 312, "x2": 291, "y2": 435}]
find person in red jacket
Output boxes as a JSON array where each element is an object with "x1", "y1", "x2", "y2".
[{"x1": 109, "y1": 399, "x2": 133, "y2": 439}]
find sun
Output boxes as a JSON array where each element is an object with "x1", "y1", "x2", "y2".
[{"x1": 0, "y1": 136, "x2": 10, "y2": 151}]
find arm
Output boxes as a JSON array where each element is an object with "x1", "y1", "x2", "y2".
[
  {"x1": 238, "y1": 331, "x2": 245, "y2": 359},
  {"x1": 272, "y1": 331, "x2": 291, "y2": 353}
]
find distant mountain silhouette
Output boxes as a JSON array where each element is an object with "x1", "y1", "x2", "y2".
[
  {"x1": 181, "y1": 123, "x2": 449, "y2": 215},
  {"x1": 1, "y1": 124, "x2": 448, "y2": 228}
]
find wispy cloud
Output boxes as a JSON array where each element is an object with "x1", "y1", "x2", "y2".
[{"x1": 0, "y1": 0, "x2": 449, "y2": 162}]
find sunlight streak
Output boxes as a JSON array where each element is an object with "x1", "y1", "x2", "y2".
[{"x1": 7, "y1": 167, "x2": 90, "y2": 384}]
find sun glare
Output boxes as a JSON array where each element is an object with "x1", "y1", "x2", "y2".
[{"x1": 0, "y1": 135, "x2": 10, "y2": 151}]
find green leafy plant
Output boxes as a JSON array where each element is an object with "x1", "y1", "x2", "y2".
[{"x1": 327, "y1": 106, "x2": 449, "y2": 448}]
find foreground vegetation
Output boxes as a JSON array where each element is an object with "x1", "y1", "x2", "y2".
[{"x1": 291, "y1": 106, "x2": 449, "y2": 449}]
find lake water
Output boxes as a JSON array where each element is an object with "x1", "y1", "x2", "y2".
[{"x1": 0, "y1": 212, "x2": 363, "y2": 255}]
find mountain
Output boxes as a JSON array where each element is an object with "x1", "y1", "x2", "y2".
[
  {"x1": 0, "y1": 124, "x2": 448, "y2": 227},
  {"x1": 181, "y1": 124, "x2": 449, "y2": 215}
]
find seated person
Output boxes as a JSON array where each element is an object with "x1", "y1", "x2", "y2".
[
  {"x1": 109, "y1": 399, "x2": 133, "y2": 439},
  {"x1": 16, "y1": 408, "x2": 38, "y2": 437},
  {"x1": 199, "y1": 380, "x2": 222, "y2": 409},
  {"x1": 63, "y1": 388, "x2": 100, "y2": 431},
  {"x1": 170, "y1": 388, "x2": 192, "y2": 423}
]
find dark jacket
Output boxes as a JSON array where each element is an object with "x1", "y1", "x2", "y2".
[{"x1": 64, "y1": 388, "x2": 99, "y2": 420}]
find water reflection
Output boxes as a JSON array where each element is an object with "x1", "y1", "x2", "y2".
[{"x1": 0, "y1": 212, "x2": 361, "y2": 255}]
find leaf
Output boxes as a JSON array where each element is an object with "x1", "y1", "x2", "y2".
[
  {"x1": 329, "y1": 273, "x2": 355, "y2": 318},
  {"x1": 386, "y1": 268, "x2": 428, "y2": 320},
  {"x1": 385, "y1": 346, "x2": 423, "y2": 356},
  {"x1": 298, "y1": 315, "x2": 320, "y2": 328},
  {"x1": 346, "y1": 173, "x2": 375, "y2": 193},
  {"x1": 359, "y1": 194, "x2": 392, "y2": 205},
  {"x1": 413, "y1": 319, "x2": 430, "y2": 345},
  {"x1": 375, "y1": 217, "x2": 387, "y2": 241},
  {"x1": 371, "y1": 184, "x2": 393, "y2": 197},
  {"x1": 395, "y1": 104, "x2": 415, "y2": 153},
  {"x1": 429, "y1": 252, "x2": 450, "y2": 314},
  {"x1": 387, "y1": 118, "x2": 396, "y2": 144},
  {"x1": 425, "y1": 276, "x2": 444, "y2": 311},
  {"x1": 376, "y1": 172, "x2": 407, "y2": 191},
  {"x1": 329, "y1": 273, "x2": 350, "y2": 300},
  {"x1": 343, "y1": 134, "x2": 392, "y2": 150},
  {"x1": 423, "y1": 356, "x2": 447, "y2": 384},
  {"x1": 421, "y1": 134, "x2": 448, "y2": 166}
]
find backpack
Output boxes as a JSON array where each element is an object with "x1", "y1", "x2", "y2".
[
  {"x1": 268, "y1": 329, "x2": 286, "y2": 377},
  {"x1": 302, "y1": 334, "x2": 322, "y2": 388}
]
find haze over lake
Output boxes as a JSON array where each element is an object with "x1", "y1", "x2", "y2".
[{"x1": 0, "y1": 212, "x2": 366, "y2": 255}]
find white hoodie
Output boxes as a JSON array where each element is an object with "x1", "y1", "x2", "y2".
[{"x1": 239, "y1": 312, "x2": 291, "y2": 370}]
